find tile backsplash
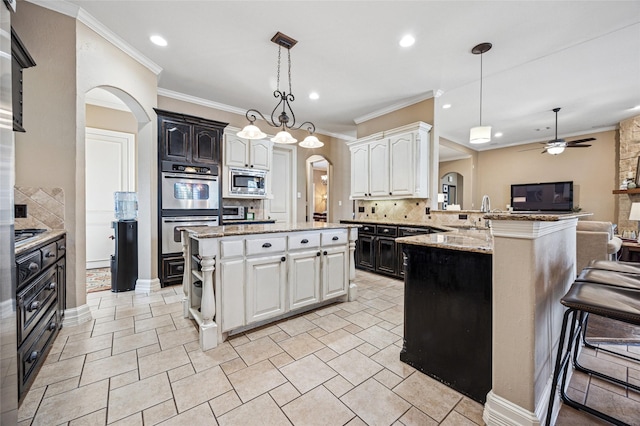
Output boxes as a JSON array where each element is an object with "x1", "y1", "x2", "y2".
[
  {"x1": 14, "y1": 187, "x2": 65, "y2": 230},
  {"x1": 354, "y1": 199, "x2": 487, "y2": 227}
]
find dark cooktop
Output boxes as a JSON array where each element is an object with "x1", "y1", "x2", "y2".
[{"x1": 15, "y1": 228, "x2": 47, "y2": 244}]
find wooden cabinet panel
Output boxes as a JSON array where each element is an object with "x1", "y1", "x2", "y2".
[
  {"x1": 368, "y1": 140, "x2": 390, "y2": 197},
  {"x1": 322, "y1": 247, "x2": 348, "y2": 299},
  {"x1": 245, "y1": 255, "x2": 287, "y2": 323},
  {"x1": 220, "y1": 258, "x2": 245, "y2": 331},
  {"x1": 356, "y1": 234, "x2": 375, "y2": 271},
  {"x1": 389, "y1": 132, "x2": 414, "y2": 196},
  {"x1": 193, "y1": 125, "x2": 221, "y2": 165},
  {"x1": 375, "y1": 237, "x2": 397, "y2": 275},
  {"x1": 161, "y1": 119, "x2": 190, "y2": 162},
  {"x1": 289, "y1": 251, "x2": 321, "y2": 309}
]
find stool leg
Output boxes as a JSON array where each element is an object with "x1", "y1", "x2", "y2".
[{"x1": 546, "y1": 308, "x2": 576, "y2": 426}]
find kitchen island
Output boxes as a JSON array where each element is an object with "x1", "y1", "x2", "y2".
[
  {"x1": 180, "y1": 222, "x2": 359, "y2": 350},
  {"x1": 396, "y1": 229, "x2": 493, "y2": 403}
]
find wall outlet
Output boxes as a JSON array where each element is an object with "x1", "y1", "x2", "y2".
[
  {"x1": 15, "y1": 204, "x2": 27, "y2": 218},
  {"x1": 358, "y1": 206, "x2": 365, "y2": 213},
  {"x1": 371, "y1": 207, "x2": 376, "y2": 214},
  {"x1": 458, "y1": 214, "x2": 468, "y2": 220},
  {"x1": 425, "y1": 207, "x2": 430, "y2": 215}
]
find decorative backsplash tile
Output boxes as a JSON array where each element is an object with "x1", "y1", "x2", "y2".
[
  {"x1": 354, "y1": 199, "x2": 487, "y2": 227},
  {"x1": 14, "y1": 187, "x2": 65, "y2": 230},
  {"x1": 221, "y1": 198, "x2": 264, "y2": 219}
]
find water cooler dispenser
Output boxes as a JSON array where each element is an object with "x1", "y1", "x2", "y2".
[{"x1": 111, "y1": 192, "x2": 138, "y2": 292}]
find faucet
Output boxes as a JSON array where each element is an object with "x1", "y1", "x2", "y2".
[{"x1": 481, "y1": 195, "x2": 491, "y2": 213}]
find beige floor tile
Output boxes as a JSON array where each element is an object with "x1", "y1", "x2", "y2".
[
  {"x1": 111, "y1": 370, "x2": 140, "y2": 390},
  {"x1": 168, "y1": 364, "x2": 196, "y2": 383},
  {"x1": 171, "y1": 365, "x2": 233, "y2": 412},
  {"x1": 32, "y1": 379, "x2": 108, "y2": 425},
  {"x1": 269, "y1": 330, "x2": 292, "y2": 342},
  {"x1": 282, "y1": 385, "x2": 354, "y2": 426},
  {"x1": 31, "y1": 355, "x2": 85, "y2": 389},
  {"x1": 150, "y1": 301, "x2": 183, "y2": 318},
  {"x1": 157, "y1": 325, "x2": 198, "y2": 350},
  {"x1": 343, "y1": 323, "x2": 364, "y2": 335},
  {"x1": 356, "y1": 325, "x2": 401, "y2": 349},
  {"x1": 374, "y1": 368, "x2": 403, "y2": 389},
  {"x1": 59, "y1": 333, "x2": 112, "y2": 361},
  {"x1": 209, "y1": 390, "x2": 242, "y2": 417},
  {"x1": 319, "y1": 328, "x2": 366, "y2": 354},
  {"x1": 85, "y1": 347, "x2": 113, "y2": 363},
  {"x1": 156, "y1": 324, "x2": 178, "y2": 335},
  {"x1": 218, "y1": 394, "x2": 290, "y2": 426},
  {"x1": 112, "y1": 329, "x2": 159, "y2": 355},
  {"x1": 398, "y1": 406, "x2": 438, "y2": 426},
  {"x1": 137, "y1": 342, "x2": 161, "y2": 358},
  {"x1": 308, "y1": 326, "x2": 329, "y2": 339},
  {"x1": 375, "y1": 306, "x2": 404, "y2": 325},
  {"x1": 363, "y1": 298, "x2": 396, "y2": 311},
  {"x1": 585, "y1": 382, "x2": 640, "y2": 424},
  {"x1": 42, "y1": 375, "x2": 79, "y2": 398},
  {"x1": 220, "y1": 357, "x2": 247, "y2": 375},
  {"x1": 156, "y1": 402, "x2": 216, "y2": 426},
  {"x1": 312, "y1": 313, "x2": 351, "y2": 332},
  {"x1": 142, "y1": 400, "x2": 177, "y2": 425},
  {"x1": 454, "y1": 397, "x2": 485, "y2": 425},
  {"x1": 277, "y1": 316, "x2": 317, "y2": 336},
  {"x1": 277, "y1": 332, "x2": 325, "y2": 360},
  {"x1": 371, "y1": 345, "x2": 415, "y2": 378},
  {"x1": 270, "y1": 382, "x2": 301, "y2": 406},
  {"x1": 341, "y1": 378, "x2": 410, "y2": 425},
  {"x1": 80, "y1": 350, "x2": 138, "y2": 386},
  {"x1": 328, "y1": 349, "x2": 383, "y2": 386},
  {"x1": 324, "y1": 375, "x2": 355, "y2": 397},
  {"x1": 315, "y1": 346, "x2": 339, "y2": 362},
  {"x1": 115, "y1": 304, "x2": 151, "y2": 320},
  {"x1": 17, "y1": 385, "x2": 46, "y2": 422},
  {"x1": 345, "y1": 311, "x2": 382, "y2": 329},
  {"x1": 227, "y1": 359, "x2": 287, "y2": 402},
  {"x1": 393, "y1": 372, "x2": 462, "y2": 422},
  {"x1": 245, "y1": 323, "x2": 282, "y2": 340},
  {"x1": 138, "y1": 345, "x2": 191, "y2": 379},
  {"x1": 440, "y1": 410, "x2": 477, "y2": 426},
  {"x1": 234, "y1": 336, "x2": 283, "y2": 365},
  {"x1": 280, "y1": 354, "x2": 337, "y2": 394},
  {"x1": 338, "y1": 300, "x2": 369, "y2": 314},
  {"x1": 227, "y1": 334, "x2": 250, "y2": 347},
  {"x1": 108, "y1": 373, "x2": 173, "y2": 423},
  {"x1": 355, "y1": 342, "x2": 379, "y2": 357},
  {"x1": 68, "y1": 408, "x2": 108, "y2": 425},
  {"x1": 187, "y1": 341, "x2": 238, "y2": 372},
  {"x1": 270, "y1": 351, "x2": 295, "y2": 369},
  {"x1": 92, "y1": 317, "x2": 134, "y2": 337}
]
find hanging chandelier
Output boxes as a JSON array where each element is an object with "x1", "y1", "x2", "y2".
[
  {"x1": 237, "y1": 32, "x2": 323, "y2": 149},
  {"x1": 469, "y1": 42, "x2": 492, "y2": 144}
]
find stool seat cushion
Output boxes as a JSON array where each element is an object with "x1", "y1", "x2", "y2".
[
  {"x1": 576, "y1": 268, "x2": 640, "y2": 289},
  {"x1": 587, "y1": 260, "x2": 640, "y2": 274},
  {"x1": 561, "y1": 282, "x2": 640, "y2": 326}
]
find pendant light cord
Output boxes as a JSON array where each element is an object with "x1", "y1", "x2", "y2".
[{"x1": 479, "y1": 52, "x2": 483, "y2": 126}]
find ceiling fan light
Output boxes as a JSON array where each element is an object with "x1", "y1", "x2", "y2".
[
  {"x1": 470, "y1": 126, "x2": 492, "y2": 144},
  {"x1": 271, "y1": 130, "x2": 297, "y2": 144},
  {"x1": 547, "y1": 145, "x2": 565, "y2": 155},
  {"x1": 237, "y1": 124, "x2": 266, "y2": 140},
  {"x1": 299, "y1": 135, "x2": 324, "y2": 148}
]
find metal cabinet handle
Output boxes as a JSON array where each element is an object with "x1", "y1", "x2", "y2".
[
  {"x1": 262, "y1": 242, "x2": 272, "y2": 248},
  {"x1": 48, "y1": 322, "x2": 57, "y2": 331},
  {"x1": 250, "y1": 165, "x2": 254, "y2": 168},
  {"x1": 27, "y1": 351, "x2": 38, "y2": 363},
  {"x1": 47, "y1": 282, "x2": 56, "y2": 290},
  {"x1": 58, "y1": 245, "x2": 66, "y2": 251},
  {"x1": 382, "y1": 229, "x2": 389, "y2": 233},
  {"x1": 323, "y1": 251, "x2": 328, "y2": 255},
  {"x1": 281, "y1": 256, "x2": 286, "y2": 262},
  {"x1": 45, "y1": 252, "x2": 56, "y2": 258},
  {"x1": 301, "y1": 239, "x2": 309, "y2": 244},
  {"x1": 389, "y1": 192, "x2": 392, "y2": 195},
  {"x1": 28, "y1": 262, "x2": 39, "y2": 272},
  {"x1": 364, "y1": 227, "x2": 370, "y2": 231},
  {"x1": 28, "y1": 301, "x2": 39, "y2": 312},
  {"x1": 316, "y1": 252, "x2": 321, "y2": 256},
  {"x1": 245, "y1": 164, "x2": 249, "y2": 167},
  {"x1": 177, "y1": 266, "x2": 184, "y2": 272},
  {"x1": 332, "y1": 236, "x2": 339, "y2": 241}
]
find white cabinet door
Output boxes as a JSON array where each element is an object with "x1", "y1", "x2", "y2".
[
  {"x1": 289, "y1": 250, "x2": 321, "y2": 310},
  {"x1": 225, "y1": 134, "x2": 251, "y2": 168},
  {"x1": 368, "y1": 139, "x2": 390, "y2": 197},
  {"x1": 220, "y1": 258, "x2": 245, "y2": 332},
  {"x1": 389, "y1": 132, "x2": 415, "y2": 196},
  {"x1": 322, "y1": 246, "x2": 348, "y2": 299},
  {"x1": 350, "y1": 144, "x2": 370, "y2": 198},
  {"x1": 246, "y1": 255, "x2": 287, "y2": 323},
  {"x1": 249, "y1": 140, "x2": 272, "y2": 170}
]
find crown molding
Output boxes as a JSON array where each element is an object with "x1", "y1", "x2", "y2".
[
  {"x1": 353, "y1": 90, "x2": 436, "y2": 125},
  {"x1": 27, "y1": 0, "x2": 162, "y2": 75}
]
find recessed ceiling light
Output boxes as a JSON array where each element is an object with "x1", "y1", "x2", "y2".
[
  {"x1": 150, "y1": 35, "x2": 168, "y2": 47},
  {"x1": 399, "y1": 35, "x2": 415, "y2": 47},
  {"x1": 442, "y1": 104, "x2": 451, "y2": 109},
  {"x1": 309, "y1": 92, "x2": 319, "y2": 100},
  {"x1": 494, "y1": 132, "x2": 503, "y2": 137}
]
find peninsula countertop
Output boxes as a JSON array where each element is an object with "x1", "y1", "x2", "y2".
[
  {"x1": 396, "y1": 229, "x2": 493, "y2": 254},
  {"x1": 483, "y1": 211, "x2": 591, "y2": 221},
  {"x1": 182, "y1": 221, "x2": 360, "y2": 238}
]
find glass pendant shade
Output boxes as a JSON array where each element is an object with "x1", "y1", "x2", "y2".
[
  {"x1": 299, "y1": 135, "x2": 324, "y2": 148},
  {"x1": 546, "y1": 145, "x2": 565, "y2": 155},
  {"x1": 271, "y1": 130, "x2": 297, "y2": 144},
  {"x1": 469, "y1": 126, "x2": 492, "y2": 144},
  {"x1": 237, "y1": 124, "x2": 266, "y2": 140}
]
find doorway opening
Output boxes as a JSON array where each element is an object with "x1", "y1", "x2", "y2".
[
  {"x1": 440, "y1": 172, "x2": 464, "y2": 210},
  {"x1": 306, "y1": 155, "x2": 332, "y2": 223}
]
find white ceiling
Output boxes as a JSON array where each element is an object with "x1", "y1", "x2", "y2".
[{"x1": 57, "y1": 1, "x2": 640, "y2": 159}]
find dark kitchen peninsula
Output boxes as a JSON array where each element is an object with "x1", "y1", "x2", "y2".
[{"x1": 397, "y1": 230, "x2": 492, "y2": 404}]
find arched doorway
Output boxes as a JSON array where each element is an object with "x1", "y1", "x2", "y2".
[
  {"x1": 306, "y1": 155, "x2": 333, "y2": 222},
  {"x1": 441, "y1": 172, "x2": 464, "y2": 209}
]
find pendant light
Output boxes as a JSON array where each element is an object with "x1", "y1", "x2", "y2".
[
  {"x1": 470, "y1": 42, "x2": 492, "y2": 144},
  {"x1": 237, "y1": 32, "x2": 323, "y2": 148}
]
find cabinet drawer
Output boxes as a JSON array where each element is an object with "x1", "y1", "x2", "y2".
[
  {"x1": 289, "y1": 232, "x2": 320, "y2": 250},
  {"x1": 41, "y1": 241, "x2": 58, "y2": 270},
  {"x1": 220, "y1": 239, "x2": 244, "y2": 258},
  {"x1": 359, "y1": 224, "x2": 376, "y2": 235},
  {"x1": 17, "y1": 267, "x2": 58, "y2": 345},
  {"x1": 246, "y1": 236, "x2": 286, "y2": 256},
  {"x1": 18, "y1": 306, "x2": 58, "y2": 399},
  {"x1": 56, "y1": 236, "x2": 67, "y2": 257},
  {"x1": 17, "y1": 250, "x2": 41, "y2": 289},
  {"x1": 322, "y1": 230, "x2": 348, "y2": 246},
  {"x1": 376, "y1": 226, "x2": 397, "y2": 237},
  {"x1": 162, "y1": 256, "x2": 185, "y2": 280}
]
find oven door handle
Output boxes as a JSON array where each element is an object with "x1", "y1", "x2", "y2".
[
  {"x1": 163, "y1": 217, "x2": 219, "y2": 223},
  {"x1": 163, "y1": 173, "x2": 217, "y2": 181}
]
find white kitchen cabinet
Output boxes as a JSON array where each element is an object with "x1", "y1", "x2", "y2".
[
  {"x1": 219, "y1": 258, "x2": 245, "y2": 331},
  {"x1": 289, "y1": 250, "x2": 321, "y2": 309},
  {"x1": 348, "y1": 122, "x2": 431, "y2": 200},
  {"x1": 245, "y1": 254, "x2": 287, "y2": 323},
  {"x1": 224, "y1": 133, "x2": 272, "y2": 170}
]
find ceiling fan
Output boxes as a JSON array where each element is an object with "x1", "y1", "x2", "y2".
[{"x1": 539, "y1": 107, "x2": 596, "y2": 155}]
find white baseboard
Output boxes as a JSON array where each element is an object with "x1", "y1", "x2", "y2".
[
  {"x1": 86, "y1": 260, "x2": 109, "y2": 269},
  {"x1": 135, "y1": 277, "x2": 161, "y2": 294},
  {"x1": 483, "y1": 391, "x2": 542, "y2": 426},
  {"x1": 62, "y1": 304, "x2": 93, "y2": 326}
]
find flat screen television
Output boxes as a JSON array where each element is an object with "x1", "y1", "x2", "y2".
[{"x1": 510, "y1": 181, "x2": 573, "y2": 212}]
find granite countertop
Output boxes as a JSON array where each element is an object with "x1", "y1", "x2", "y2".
[
  {"x1": 15, "y1": 229, "x2": 66, "y2": 256},
  {"x1": 396, "y1": 228, "x2": 493, "y2": 254},
  {"x1": 183, "y1": 222, "x2": 359, "y2": 238},
  {"x1": 483, "y1": 212, "x2": 592, "y2": 221},
  {"x1": 339, "y1": 219, "x2": 448, "y2": 230}
]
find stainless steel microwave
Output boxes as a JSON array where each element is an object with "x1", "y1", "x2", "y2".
[{"x1": 229, "y1": 168, "x2": 266, "y2": 197}]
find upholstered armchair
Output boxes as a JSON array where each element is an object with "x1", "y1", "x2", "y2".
[{"x1": 575, "y1": 221, "x2": 623, "y2": 272}]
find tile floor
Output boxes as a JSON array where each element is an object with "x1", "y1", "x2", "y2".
[{"x1": 17, "y1": 270, "x2": 640, "y2": 425}]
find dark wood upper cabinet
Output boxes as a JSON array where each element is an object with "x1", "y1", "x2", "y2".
[
  {"x1": 155, "y1": 109, "x2": 227, "y2": 167},
  {"x1": 11, "y1": 28, "x2": 36, "y2": 133}
]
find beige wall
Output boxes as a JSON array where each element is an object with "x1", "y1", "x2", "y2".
[
  {"x1": 86, "y1": 104, "x2": 138, "y2": 134},
  {"x1": 356, "y1": 99, "x2": 434, "y2": 138}
]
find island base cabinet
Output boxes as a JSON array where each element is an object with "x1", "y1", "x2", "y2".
[
  {"x1": 245, "y1": 255, "x2": 287, "y2": 324},
  {"x1": 220, "y1": 258, "x2": 245, "y2": 332},
  {"x1": 289, "y1": 251, "x2": 321, "y2": 310},
  {"x1": 400, "y1": 244, "x2": 492, "y2": 404},
  {"x1": 322, "y1": 247, "x2": 348, "y2": 299}
]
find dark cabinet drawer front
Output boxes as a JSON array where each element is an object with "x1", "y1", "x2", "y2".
[
  {"x1": 398, "y1": 227, "x2": 430, "y2": 237},
  {"x1": 41, "y1": 241, "x2": 58, "y2": 270},
  {"x1": 359, "y1": 224, "x2": 376, "y2": 235},
  {"x1": 376, "y1": 226, "x2": 397, "y2": 237},
  {"x1": 19, "y1": 307, "x2": 59, "y2": 397},
  {"x1": 18, "y1": 267, "x2": 58, "y2": 344},
  {"x1": 56, "y1": 236, "x2": 67, "y2": 257},
  {"x1": 17, "y1": 250, "x2": 41, "y2": 289}
]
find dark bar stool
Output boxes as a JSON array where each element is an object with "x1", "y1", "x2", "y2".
[
  {"x1": 546, "y1": 280, "x2": 640, "y2": 426},
  {"x1": 585, "y1": 259, "x2": 640, "y2": 275}
]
